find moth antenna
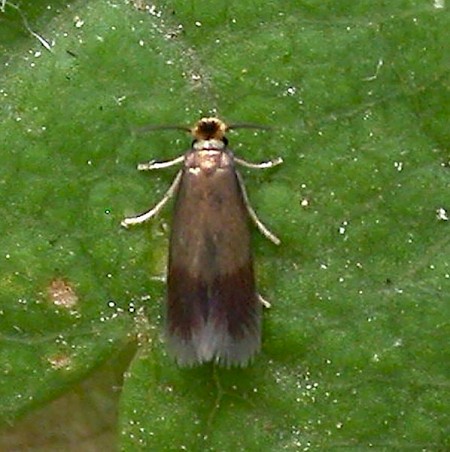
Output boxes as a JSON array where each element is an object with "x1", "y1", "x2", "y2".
[
  {"x1": 227, "y1": 123, "x2": 272, "y2": 132},
  {"x1": 133, "y1": 124, "x2": 191, "y2": 134}
]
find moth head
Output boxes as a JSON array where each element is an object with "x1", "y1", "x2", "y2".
[{"x1": 191, "y1": 117, "x2": 228, "y2": 141}]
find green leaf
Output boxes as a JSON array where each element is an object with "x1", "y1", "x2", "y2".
[{"x1": 1, "y1": 1, "x2": 449, "y2": 450}]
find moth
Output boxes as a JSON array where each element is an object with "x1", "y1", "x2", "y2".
[{"x1": 122, "y1": 117, "x2": 282, "y2": 366}]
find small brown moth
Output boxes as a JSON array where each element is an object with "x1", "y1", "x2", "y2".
[{"x1": 122, "y1": 117, "x2": 282, "y2": 366}]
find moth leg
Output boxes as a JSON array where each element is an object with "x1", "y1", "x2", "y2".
[
  {"x1": 236, "y1": 171, "x2": 281, "y2": 245},
  {"x1": 121, "y1": 170, "x2": 183, "y2": 228},
  {"x1": 137, "y1": 155, "x2": 184, "y2": 170},
  {"x1": 235, "y1": 156, "x2": 283, "y2": 169},
  {"x1": 258, "y1": 294, "x2": 272, "y2": 308}
]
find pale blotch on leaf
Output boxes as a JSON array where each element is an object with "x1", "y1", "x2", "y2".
[{"x1": 48, "y1": 279, "x2": 79, "y2": 309}]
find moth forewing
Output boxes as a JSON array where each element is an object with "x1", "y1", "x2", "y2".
[{"x1": 166, "y1": 148, "x2": 261, "y2": 366}]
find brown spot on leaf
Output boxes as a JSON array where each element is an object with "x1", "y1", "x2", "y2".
[
  {"x1": 48, "y1": 279, "x2": 78, "y2": 309},
  {"x1": 47, "y1": 354, "x2": 72, "y2": 371}
]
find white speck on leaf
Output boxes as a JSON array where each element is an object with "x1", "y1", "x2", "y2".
[
  {"x1": 436, "y1": 207, "x2": 448, "y2": 221},
  {"x1": 74, "y1": 16, "x2": 84, "y2": 28}
]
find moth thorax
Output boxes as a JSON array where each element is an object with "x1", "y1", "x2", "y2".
[
  {"x1": 186, "y1": 148, "x2": 232, "y2": 174},
  {"x1": 193, "y1": 139, "x2": 225, "y2": 151}
]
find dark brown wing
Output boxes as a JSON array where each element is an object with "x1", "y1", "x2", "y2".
[{"x1": 165, "y1": 163, "x2": 261, "y2": 366}]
